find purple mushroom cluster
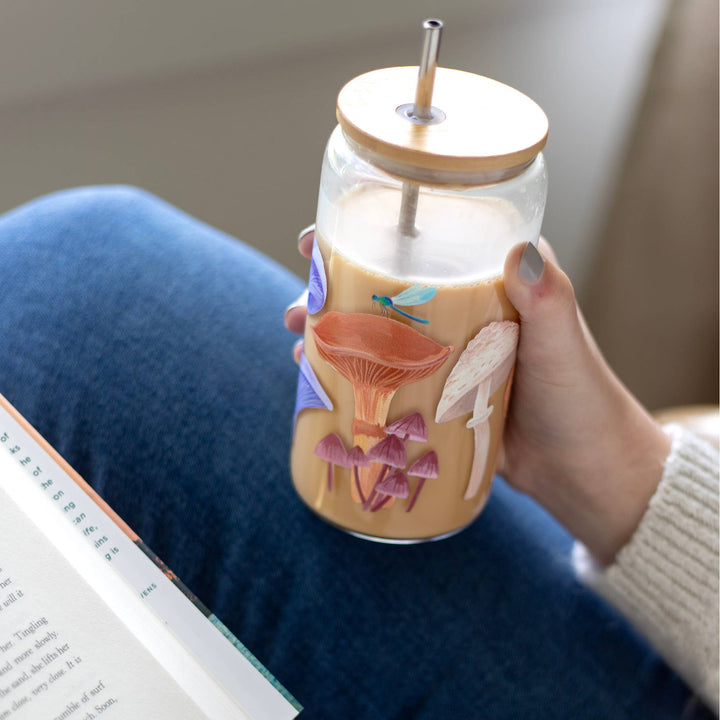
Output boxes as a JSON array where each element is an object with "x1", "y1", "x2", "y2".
[{"x1": 314, "y1": 412, "x2": 439, "y2": 514}]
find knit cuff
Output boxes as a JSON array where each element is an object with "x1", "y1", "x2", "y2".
[{"x1": 573, "y1": 425, "x2": 719, "y2": 713}]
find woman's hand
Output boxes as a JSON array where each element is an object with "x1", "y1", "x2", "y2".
[
  {"x1": 284, "y1": 227, "x2": 671, "y2": 565},
  {"x1": 500, "y1": 240, "x2": 670, "y2": 564}
]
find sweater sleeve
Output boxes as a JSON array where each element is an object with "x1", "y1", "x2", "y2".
[{"x1": 572, "y1": 425, "x2": 719, "y2": 713}]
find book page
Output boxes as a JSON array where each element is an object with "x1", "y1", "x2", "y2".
[
  {"x1": 0, "y1": 397, "x2": 300, "y2": 720},
  {"x1": 0, "y1": 477, "x2": 220, "y2": 720}
]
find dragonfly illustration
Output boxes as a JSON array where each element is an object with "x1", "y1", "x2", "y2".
[{"x1": 372, "y1": 284, "x2": 437, "y2": 324}]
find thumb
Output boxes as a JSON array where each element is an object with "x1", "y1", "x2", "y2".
[{"x1": 503, "y1": 240, "x2": 585, "y2": 369}]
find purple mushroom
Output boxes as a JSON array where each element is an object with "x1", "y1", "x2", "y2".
[
  {"x1": 405, "y1": 450, "x2": 439, "y2": 513},
  {"x1": 314, "y1": 433, "x2": 348, "y2": 491},
  {"x1": 294, "y1": 352, "x2": 333, "y2": 427},
  {"x1": 363, "y1": 435, "x2": 407, "y2": 510},
  {"x1": 307, "y1": 238, "x2": 328, "y2": 315},
  {"x1": 384, "y1": 411, "x2": 428, "y2": 445},
  {"x1": 371, "y1": 470, "x2": 410, "y2": 512},
  {"x1": 346, "y1": 445, "x2": 370, "y2": 504}
]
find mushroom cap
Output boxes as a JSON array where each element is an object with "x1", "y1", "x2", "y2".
[
  {"x1": 314, "y1": 433, "x2": 349, "y2": 466},
  {"x1": 346, "y1": 445, "x2": 370, "y2": 467},
  {"x1": 294, "y1": 352, "x2": 334, "y2": 425},
  {"x1": 376, "y1": 470, "x2": 410, "y2": 498},
  {"x1": 307, "y1": 238, "x2": 327, "y2": 315},
  {"x1": 366, "y1": 434, "x2": 407, "y2": 468},
  {"x1": 407, "y1": 450, "x2": 439, "y2": 479},
  {"x1": 385, "y1": 412, "x2": 428, "y2": 443},
  {"x1": 435, "y1": 321, "x2": 518, "y2": 423},
  {"x1": 312, "y1": 312, "x2": 453, "y2": 391}
]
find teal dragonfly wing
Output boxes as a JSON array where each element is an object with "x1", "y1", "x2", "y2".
[{"x1": 371, "y1": 284, "x2": 437, "y2": 324}]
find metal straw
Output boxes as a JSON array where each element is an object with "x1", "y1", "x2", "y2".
[
  {"x1": 413, "y1": 18, "x2": 443, "y2": 120},
  {"x1": 398, "y1": 18, "x2": 443, "y2": 237}
]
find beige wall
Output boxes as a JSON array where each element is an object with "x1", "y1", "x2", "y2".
[
  {"x1": 0, "y1": 0, "x2": 668, "y2": 290},
  {"x1": 584, "y1": 0, "x2": 719, "y2": 410}
]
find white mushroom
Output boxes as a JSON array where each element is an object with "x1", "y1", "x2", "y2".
[{"x1": 435, "y1": 321, "x2": 519, "y2": 500}]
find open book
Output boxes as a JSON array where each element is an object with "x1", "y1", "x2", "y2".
[{"x1": 0, "y1": 395, "x2": 301, "y2": 720}]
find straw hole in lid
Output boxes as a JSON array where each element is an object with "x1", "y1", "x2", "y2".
[{"x1": 396, "y1": 103, "x2": 446, "y2": 126}]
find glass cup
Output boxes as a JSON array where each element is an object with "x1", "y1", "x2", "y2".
[{"x1": 290, "y1": 64, "x2": 548, "y2": 542}]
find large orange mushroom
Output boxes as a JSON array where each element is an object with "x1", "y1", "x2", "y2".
[{"x1": 312, "y1": 311, "x2": 453, "y2": 500}]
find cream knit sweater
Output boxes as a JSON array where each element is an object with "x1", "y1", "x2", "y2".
[{"x1": 573, "y1": 425, "x2": 719, "y2": 713}]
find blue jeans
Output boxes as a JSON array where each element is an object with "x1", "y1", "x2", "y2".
[{"x1": 0, "y1": 187, "x2": 710, "y2": 719}]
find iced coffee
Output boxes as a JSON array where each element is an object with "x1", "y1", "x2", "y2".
[{"x1": 291, "y1": 184, "x2": 522, "y2": 540}]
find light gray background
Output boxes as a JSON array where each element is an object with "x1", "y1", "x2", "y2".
[{"x1": 0, "y1": 0, "x2": 670, "y2": 293}]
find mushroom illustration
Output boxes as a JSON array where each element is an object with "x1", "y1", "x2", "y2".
[
  {"x1": 346, "y1": 445, "x2": 370, "y2": 504},
  {"x1": 363, "y1": 434, "x2": 407, "y2": 510},
  {"x1": 435, "y1": 321, "x2": 519, "y2": 500},
  {"x1": 370, "y1": 470, "x2": 410, "y2": 512},
  {"x1": 307, "y1": 238, "x2": 327, "y2": 315},
  {"x1": 312, "y1": 311, "x2": 452, "y2": 499},
  {"x1": 294, "y1": 352, "x2": 333, "y2": 427},
  {"x1": 385, "y1": 411, "x2": 428, "y2": 445},
  {"x1": 314, "y1": 433, "x2": 349, "y2": 492},
  {"x1": 405, "y1": 450, "x2": 439, "y2": 513}
]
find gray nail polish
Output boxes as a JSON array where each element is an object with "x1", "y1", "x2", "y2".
[{"x1": 518, "y1": 242, "x2": 544, "y2": 284}]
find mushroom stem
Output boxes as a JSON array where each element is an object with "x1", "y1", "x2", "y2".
[
  {"x1": 352, "y1": 465, "x2": 366, "y2": 504},
  {"x1": 351, "y1": 390, "x2": 395, "y2": 502},
  {"x1": 464, "y1": 418, "x2": 491, "y2": 499},
  {"x1": 327, "y1": 464, "x2": 334, "y2": 492},
  {"x1": 405, "y1": 477, "x2": 426, "y2": 513},
  {"x1": 354, "y1": 387, "x2": 396, "y2": 429},
  {"x1": 370, "y1": 494, "x2": 391, "y2": 512},
  {"x1": 463, "y1": 379, "x2": 494, "y2": 500},
  {"x1": 363, "y1": 464, "x2": 390, "y2": 511}
]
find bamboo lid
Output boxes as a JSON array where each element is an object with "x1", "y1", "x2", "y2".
[{"x1": 337, "y1": 66, "x2": 549, "y2": 175}]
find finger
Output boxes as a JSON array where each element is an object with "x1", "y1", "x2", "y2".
[
  {"x1": 297, "y1": 224, "x2": 315, "y2": 259},
  {"x1": 503, "y1": 241, "x2": 584, "y2": 370},
  {"x1": 284, "y1": 288, "x2": 309, "y2": 334},
  {"x1": 292, "y1": 338, "x2": 304, "y2": 364},
  {"x1": 504, "y1": 241, "x2": 577, "y2": 323},
  {"x1": 509, "y1": 240, "x2": 602, "y2": 360}
]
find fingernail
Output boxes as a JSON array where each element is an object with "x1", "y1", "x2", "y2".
[
  {"x1": 297, "y1": 224, "x2": 315, "y2": 243},
  {"x1": 518, "y1": 241, "x2": 544, "y2": 285},
  {"x1": 284, "y1": 288, "x2": 309, "y2": 318}
]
